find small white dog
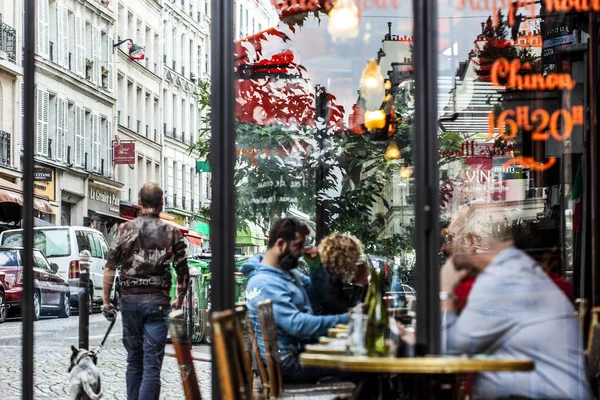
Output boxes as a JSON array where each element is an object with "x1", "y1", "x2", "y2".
[{"x1": 68, "y1": 346, "x2": 103, "y2": 400}]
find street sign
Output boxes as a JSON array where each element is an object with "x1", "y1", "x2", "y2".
[
  {"x1": 113, "y1": 142, "x2": 136, "y2": 164},
  {"x1": 196, "y1": 160, "x2": 210, "y2": 172}
]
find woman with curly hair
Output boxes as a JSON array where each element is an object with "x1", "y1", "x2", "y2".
[{"x1": 316, "y1": 233, "x2": 369, "y2": 315}]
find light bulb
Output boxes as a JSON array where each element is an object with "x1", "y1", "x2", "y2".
[
  {"x1": 385, "y1": 141, "x2": 401, "y2": 160},
  {"x1": 360, "y1": 60, "x2": 385, "y2": 111},
  {"x1": 328, "y1": 0, "x2": 360, "y2": 41},
  {"x1": 364, "y1": 110, "x2": 386, "y2": 131}
]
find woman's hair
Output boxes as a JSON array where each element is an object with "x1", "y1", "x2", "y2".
[{"x1": 318, "y1": 233, "x2": 363, "y2": 282}]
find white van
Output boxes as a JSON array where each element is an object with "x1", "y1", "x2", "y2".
[{"x1": 0, "y1": 226, "x2": 118, "y2": 310}]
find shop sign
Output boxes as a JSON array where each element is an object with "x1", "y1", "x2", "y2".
[
  {"x1": 544, "y1": 34, "x2": 573, "y2": 48},
  {"x1": 89, "y1": 183, "x2": 120, "y2": 215},
  {"x1": 34, "y1": 167, "x2": 53, "y2": 182},
  {"x1": 172, "y1": 216, "x2": 186, "y2": 226},
  {"x1": 120, "y1": 203, "x2": 140, "y2": 219},
  {"x1": 113, "y1": 142, "x2": 136, "y2": 165},
  {"x1": 487, "y1": 57, "x2": 580, "y2": 172},
  {"x1": 33, "y1": 166, "x2": 55, "y2": 201}
]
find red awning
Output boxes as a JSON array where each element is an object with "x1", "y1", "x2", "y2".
[
  {"x1": 0, "y1": 177, "x2": 53, "y2": 214},
  {"x1": 185, "y1": 230, "x2": 203, "y2": 246}
]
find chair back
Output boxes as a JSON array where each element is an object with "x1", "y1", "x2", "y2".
[
  {"x1": 211, "y1": 309, "x2": 253, "y2": 400},
  {"x1": 246, "y1": 310, "x2": 270, "y2": 399},
  {"x1": 234, "y1": 303, "x2": 254, "y2": 392},
  {"x1": 258, "y1": 299, "x2": 284, "y2": 398}
]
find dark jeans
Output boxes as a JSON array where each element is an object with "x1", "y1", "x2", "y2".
[{"x1": 121, "y1": 296, "x2": 171, "y2": 400}]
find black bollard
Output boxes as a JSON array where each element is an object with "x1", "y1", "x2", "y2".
[{"x1": 78, "y1": 250, "x2": 92, "y2": 350}]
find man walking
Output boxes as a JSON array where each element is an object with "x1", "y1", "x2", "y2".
[{"x1": 102, "y1": 182, "x2": 189, "y2": 400}]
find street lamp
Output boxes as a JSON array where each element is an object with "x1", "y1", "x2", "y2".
[{"x1": 113, "y1": 38, "x2": 145, "y2": 60}]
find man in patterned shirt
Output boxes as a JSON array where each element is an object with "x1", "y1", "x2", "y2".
[{"x1": 102, "y1": 182, "x2": 189, "y2": 400}]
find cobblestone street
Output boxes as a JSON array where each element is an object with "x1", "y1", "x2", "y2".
[{"x1": 0, "y1": 313, "x2": 212, "y2": 399}]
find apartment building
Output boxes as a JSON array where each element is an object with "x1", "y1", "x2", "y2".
[
  {"x1": 115, "y1": 0, "x2": 163, "y2": 211},
  {"x1": 161, "y1": 0, "x2": 211, "y2": 244},
  {"x1": 31, "y1": 0, "x2": 119, "y2": 229},
  {"x1": 0, "y1": 2, "x2": 21, "y2": 182},
  {"x1": 235, "y1": 0, "x2": 277, "y2": 39}
]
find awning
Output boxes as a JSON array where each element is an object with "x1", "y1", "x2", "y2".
[
  {"x1": 236, "y1": 221, "x2": 265, "y2": 247},
  {"x1": 0, "y1": 177, "x2": 53, "y2": 215},
  {"x1": 185, "y1": 230, "x2": 203, "y2": 246},
  {"x1": 89, "y1": 210, "x2": 128, "y2": 222}
]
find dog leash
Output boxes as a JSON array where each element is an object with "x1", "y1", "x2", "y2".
[{"x1": 91, "y1": 313, "x2": 117, "y2": 362}]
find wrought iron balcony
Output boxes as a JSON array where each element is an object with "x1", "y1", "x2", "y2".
[{"x1": 0, "y1": 18, "x2": 17, "y2": 63}]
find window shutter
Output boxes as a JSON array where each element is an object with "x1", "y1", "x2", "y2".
[
  {"x1": 21, "y1": 83, "x2": 25, "y2": 151},
  {"x1": 58, "y1": 4, "x2": 69, "y2": 68},
  {"x1": 91, "y1": 26, "x2": 99, "y2": 84},
  {"x1": 75, "y1": 17, "x2": 85, "y2": 77},
  {"x1": 42, "y1": 91, "x2": 49, "y2": 156},
  {"x1": 56, "y1": 98, "x2": 66, "y2": 161},
  {"x1": 36, "y1": 88, "x2": 42, "y2": 154},
  {"x1": 37, "y1": 0, "x2": 49, "y2": 58},
  {"x1": 107, "y1": 120, "x2": 112, "y2": 176},
  {"x1": 75, "y1": 106, "x2": 85, "y2": 166},
  {"x1": 93, "y1": 114, "x2": 101, "y2": 171},
  {"x1": 107, "y1": 35, "x2": 114, "y2": 91}
]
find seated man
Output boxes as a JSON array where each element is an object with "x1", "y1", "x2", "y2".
[
  {"x1": 441, "y1": 241, "x2": 592, "y2": 400},
  {"x1": 241, "y1": 218, "x2": 349, "y2": 383}
]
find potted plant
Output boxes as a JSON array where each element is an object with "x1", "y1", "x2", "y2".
[
  {"x1": 101, "y1": 65, "x2": 109, "y2": 76},
  {"x1": 101, "y1": 0, "x2": 110, "y2": 7},
  {"x1": 85, "y1": 59, "x2": 94, "y2": 79},
  {"x1": 191, "y1": 72, "x2": 197, "y2": 83}
]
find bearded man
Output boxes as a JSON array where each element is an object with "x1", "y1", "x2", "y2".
[{"x1": 241, "y1": 217, "x2": 349, "y2": 383}]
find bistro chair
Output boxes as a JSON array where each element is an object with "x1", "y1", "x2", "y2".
[
  {"x1": 235, "y1": 302, "x2": 256, "y2": 394},
  {"x1": 246, "y1": 311, "x2": 271, "y2": 399},
  {"x1": 257, "y1": 300, "x2": 355, "y2": 399},
  {"x1": 212, "y1": 309, "x2": 253, "y2": 400}
]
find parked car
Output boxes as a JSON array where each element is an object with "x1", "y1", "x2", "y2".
[
  {"x1": 0, "y1": 269, "x2": 6, "y2": 323},
  {"x1": 0, "y1": 246, "x2": 70, "y2": 320},
  {"x1": 0, "y1": 227, "x2": 118, "y2": 313},
  {"x1": 401, "y1": 284, "x2": 417, "y2": 303}
]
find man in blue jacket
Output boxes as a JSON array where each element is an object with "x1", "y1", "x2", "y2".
[{"x1": 241, "y1": 217, "x2": 349, "y2": 383}]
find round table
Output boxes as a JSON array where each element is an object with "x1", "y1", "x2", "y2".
[
  {"x1": 300, "y1": 353, "x2": 534, "y2": 374},
  {"x1": 300, "y1": 353, "x2": 535, "y2": 400}
]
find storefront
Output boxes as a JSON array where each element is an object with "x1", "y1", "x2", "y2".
[
  {"x1": 33, "y1": 165, "x2": 58, "y2": 224},
  {"x1": 87, "y1": 181, "x2": 125, "y2": 238},
  {"x1": 208, "y1": 1, "x2": 600, "y2": 392}
]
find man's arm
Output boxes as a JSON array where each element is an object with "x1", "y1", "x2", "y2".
[
  {"x1": 172, "y1": 229, "x2": 189, "y2": 309},
  {"x1": 258, "y1": 281, "x2": 348, "y2": 340},
  {"x1": 301, "y1": 252, "x2": 330, "y2": 305},
  {"x1": 102, "y1": 262, "x2": 116, "y2": 306},
  {"x1": 103, "y1": 226, "x2": 123, "y2": 308}
]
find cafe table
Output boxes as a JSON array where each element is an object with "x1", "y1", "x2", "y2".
[{"x1": 300, "y1": 352, "x2": 534, "y2": 399}]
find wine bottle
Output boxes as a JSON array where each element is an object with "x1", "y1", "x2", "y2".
[{"x1": 365, "y1": 269, "x2": 389, "y2": 357}]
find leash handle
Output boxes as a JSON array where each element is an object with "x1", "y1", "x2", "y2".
[{"x1": 100, "y1": 315, "x2": 117, "y2": 348}]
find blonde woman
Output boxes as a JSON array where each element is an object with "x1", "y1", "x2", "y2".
[{"x1": 317, "y1": 233, "x2": 369, "y2": 315}]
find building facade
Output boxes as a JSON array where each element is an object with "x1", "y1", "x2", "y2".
[
  {"x1": 115, "y1": 0, "x2": 163, "y2": 223},
  {"x1": 0, "y1": 2, "x2": 21, "y2": 183},
  {"x1": 0, "y1": 0, "x2": 276, "y2": 242},
  {"x1": 31, "y1": 0, "x2": 119, "y2": 231}
]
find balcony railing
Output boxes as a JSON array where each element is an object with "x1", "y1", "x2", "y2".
[
  {"x1": 0, "y1": 131, "x2": 11, "y2": 167},
  {"x1": 182, "y1": 196, "x2": 186, "y2": 211},
  {"x1": 0, "y1": 18, "x2": 17, "y2": 63},
  {"x1": 173, "y1": 193, "x2": 178, "y2": 208}
]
